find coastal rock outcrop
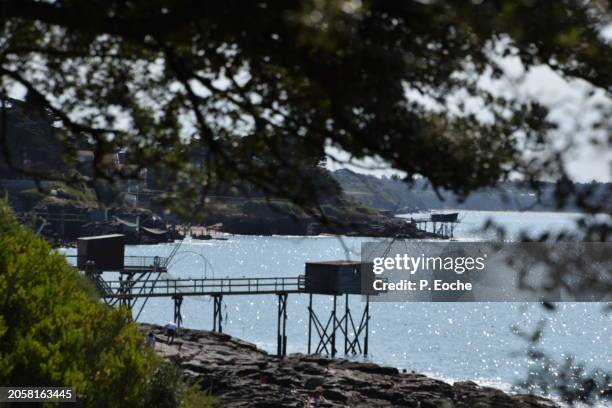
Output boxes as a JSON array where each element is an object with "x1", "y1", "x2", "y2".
[{"x1": 140, "y1": 324, "x2": 557, "y2": 408}]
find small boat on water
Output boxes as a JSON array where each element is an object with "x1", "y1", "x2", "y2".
[{"x1": 430, "y1": 212, "x2": 459, "y2": 222}]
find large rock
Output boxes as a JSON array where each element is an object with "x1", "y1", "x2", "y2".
[{"x1": 140, "y1": 324, "x2": 558, "y2": 408}]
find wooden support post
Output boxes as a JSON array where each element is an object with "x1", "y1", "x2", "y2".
[
  {"x1": 276, "y1": 293, "x2": 288, "y2": 357},
  {"x1": 173, "y1": 295, "x2": 183, "y2": 328},
  {"x1": 331, "y1": 295, "x2": 337, "y2": 357},
  {"x1": 307, "y1": 294, "x2": 313, "y2": 354},
  {"x1": 344, "y1": 294, "x2": 349, "y2": 354},
  {"x1": 213, "y1": 295, "x2": 223, "y2": 333},
  {"x1": 364, "y1": 295, "x2": 370, "y2": 356},
  {"x1": 118, "y1": 273, "x2": 134, "y2": 315}
]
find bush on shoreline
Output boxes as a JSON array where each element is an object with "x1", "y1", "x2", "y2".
[{"x1": 0, "y1": 201, "x2": 214, "y2": 407}]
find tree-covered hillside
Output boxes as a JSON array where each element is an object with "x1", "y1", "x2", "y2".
[{"x1": 334, "y1": 169, "x2": 611, "y2": 213}]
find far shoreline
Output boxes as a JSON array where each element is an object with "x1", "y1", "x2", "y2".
[{"x1": 395, "y1": 209, "x2": 587, "y2": 217}]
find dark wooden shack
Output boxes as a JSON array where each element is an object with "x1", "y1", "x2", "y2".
[
  {"x1": 77, "y1": 234, "x2": 125, "y2": 271},
  {"x1": 304, "y1": 260, "x2": 364, "y2": 295},
  {"x1": 430, "y1": 212, "x2": 459, "y2": 222}
]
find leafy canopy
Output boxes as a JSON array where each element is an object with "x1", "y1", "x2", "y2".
[
  {"x1": 0, "y1": 201, "x2": 213, "y2": 407},
  {"x1": 0, "y1": 0, "x2": 610, "y2": 215}
]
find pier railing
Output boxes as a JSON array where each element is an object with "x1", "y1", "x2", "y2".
[
  {"x1": 65, "y1": 254, "x2": 170, "y2": 271},
  {"x1": 123, "y1": 255, "x2": 170, "y2": 269},
  {"x1": 103, "y1": 276, "x2": 306, "y2": 298}
]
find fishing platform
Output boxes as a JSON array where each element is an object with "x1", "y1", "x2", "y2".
[
  {"x1": 70, "y1": 234, "x2": 374, "y2": 359},
  {"x1": 409, "y1": 212, "x2": 461, "y2": 238}
]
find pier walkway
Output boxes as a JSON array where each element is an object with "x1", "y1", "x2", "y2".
[{"x1": 102, "y1": 276, "x2": 305, "y2": 299}]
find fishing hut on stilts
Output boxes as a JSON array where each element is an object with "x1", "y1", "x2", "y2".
[
  {"x1": 70, "y1": 235, "x2": 376, "y2": 359},
  {"x1": 411, "y1": 212, "x2": 461, "y2": 238}
]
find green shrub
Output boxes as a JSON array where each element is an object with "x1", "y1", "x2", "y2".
[
  {"x1": 0, "y1": 201, "x2": 214, "y2": 407},
  {"x1": 146, "y1": 362, "x2": 215, "y2": 408}
]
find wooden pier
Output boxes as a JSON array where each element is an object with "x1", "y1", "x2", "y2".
[
  {"x1": 409, "y1": 212, "x2": 461, "y2": 238},
  {"x1": 69, "y1": 237, "x2": 372, "y2": 359}
]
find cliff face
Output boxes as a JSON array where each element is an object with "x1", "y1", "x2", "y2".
[{"x1": 141, "y1": 324, "x2": 557, "y2": 408}]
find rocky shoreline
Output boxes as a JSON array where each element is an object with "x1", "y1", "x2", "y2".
[
  {"x1": 214, "y1": 213, "x2": 439, "y2": 238},
  {"x1": 26, "y1": 199, "x2": 440, "y2": 247},
  {"x1": 140, "y1": 323, "x2": 557, "y2": 408}
]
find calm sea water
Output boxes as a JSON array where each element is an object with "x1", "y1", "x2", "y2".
[{"x1": 63, "y1": 211, "x2": 611, "y2": 398}]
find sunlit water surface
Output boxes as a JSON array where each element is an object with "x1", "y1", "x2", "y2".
[{"x1": 63, "y1": 210, "x2": 611, "y2": 401}]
